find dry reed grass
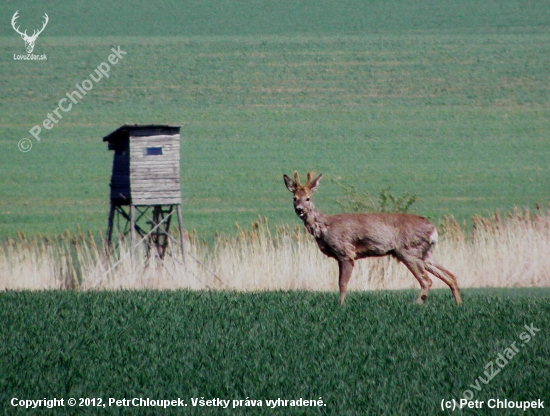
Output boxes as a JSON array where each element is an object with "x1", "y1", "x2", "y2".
[{"x1": 1, "y1": 205, "x2": 550, "y2": 292}]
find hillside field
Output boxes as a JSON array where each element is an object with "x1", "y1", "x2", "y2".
[{"x1": 1, "y1": 1, "x2": 549, "y2": 238}]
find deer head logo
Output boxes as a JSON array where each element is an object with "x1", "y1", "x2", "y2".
[{"x1": 11, "y1": 11, "x2": 49, "y2": 54}]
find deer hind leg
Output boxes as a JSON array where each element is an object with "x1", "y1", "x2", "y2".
[
  {"x1": 399, "y1": 256, "x2": 433, "y2": 305},
  {"x1": 337, "y1": 258, "x2": 354, "y2": 305},
  {"x1": 424, "y1": 261, "x2": 462, "y2": 305}
]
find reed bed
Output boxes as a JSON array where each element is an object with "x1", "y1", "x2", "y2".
[{"x1": 1, "y1": 205, "x2": 550, "y2": 292}]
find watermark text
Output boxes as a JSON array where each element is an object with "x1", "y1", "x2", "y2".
[{"x1": 18, "y1": 46, "x2": 126, "y2": 152}]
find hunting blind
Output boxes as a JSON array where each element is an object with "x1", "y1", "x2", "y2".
[{"x1": 103, "y1": 124, "x2": 186, "y2": 262}]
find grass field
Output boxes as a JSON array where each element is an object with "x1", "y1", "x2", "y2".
[
  {"x1": 1, "y1": 290, "x2": 549, "y2": 415},
  {"x1": 2, "y1": 208, "x2": 550, "y2": 292},
  {"x1": 1, "y1": 1, "x2": 550, "y2": 238}
]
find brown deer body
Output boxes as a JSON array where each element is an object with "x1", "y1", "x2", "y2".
[{"x1": 283, "y1": 171, "x2": 462, "y2": 305}]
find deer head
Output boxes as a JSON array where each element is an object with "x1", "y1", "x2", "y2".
[
  {"x1": 283, "y1": 171, "x2": 322, "y2": 220},
  {"x1": 11, "y1": 11, "x2": 49, "y2": 54}
]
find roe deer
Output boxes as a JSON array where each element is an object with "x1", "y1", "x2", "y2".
[{"x1": 283, "y1": 171, "x2": 462, "y2": 306}]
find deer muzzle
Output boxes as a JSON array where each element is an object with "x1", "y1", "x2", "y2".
[{"x1": 295, "y1": 206, "x2": 307, "y2": 218}]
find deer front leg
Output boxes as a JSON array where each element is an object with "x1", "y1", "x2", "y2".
[{"x1": 338, "y1": 258, "x2": 354, "y2": 305}]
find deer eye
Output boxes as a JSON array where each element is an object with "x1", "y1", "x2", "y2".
[
  {"x1": 293, "y1": 196, "x2": 298, "y2": 201},
  {"x1": 306, "y1": 197, "x2": 310, "y2": 202}
]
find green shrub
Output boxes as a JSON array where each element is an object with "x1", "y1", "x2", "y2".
[{"x1": 333, "y1": 179, "x2": 418, "y2": 213}]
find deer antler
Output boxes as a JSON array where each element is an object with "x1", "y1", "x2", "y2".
[
  {"x1": 305, "y1": 171, "x2": 316, "y2": 188},
  {"x1": 30, "y1": 13, "x2": 49, "y2": 39},
  {"x1": 293, "y1": 171, "x2": 302, "y2": 188},
  {"x1": 11, "y1": 11, "x2": 27, "y2": 37},
  {"x1": 292, "y1": 171, "x2": 318, "y2": 189},
  {"x1": 11, "y1": 11, "x2": 48, "y2": 40}
]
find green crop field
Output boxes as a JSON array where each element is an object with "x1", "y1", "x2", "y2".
[
  {"x1": 1, "y1": 290, "x2": 549, "y2": 415},
  {"x1": 1, "y1": 0, "x2": 549, "y2": 238}
]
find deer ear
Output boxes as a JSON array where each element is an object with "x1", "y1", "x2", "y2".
[
  {"x1": 308, "y1": 174, "x2": 322, "y2": 192},
  {"x1": 283, "y1": 174, "x2": 297, "y2": 193}
]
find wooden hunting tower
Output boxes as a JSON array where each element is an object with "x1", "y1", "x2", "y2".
[{"x1": 103, "y1": 124, "x2": 185, "y2": 262}]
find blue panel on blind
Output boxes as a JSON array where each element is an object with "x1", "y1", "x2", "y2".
[{"x1": 144, "y1": 147, "x2": 163, "y2": 156}]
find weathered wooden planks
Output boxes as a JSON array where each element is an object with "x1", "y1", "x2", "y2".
[{"x1": 105, "y1": 126, "x2": 183, "y2": 206}]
